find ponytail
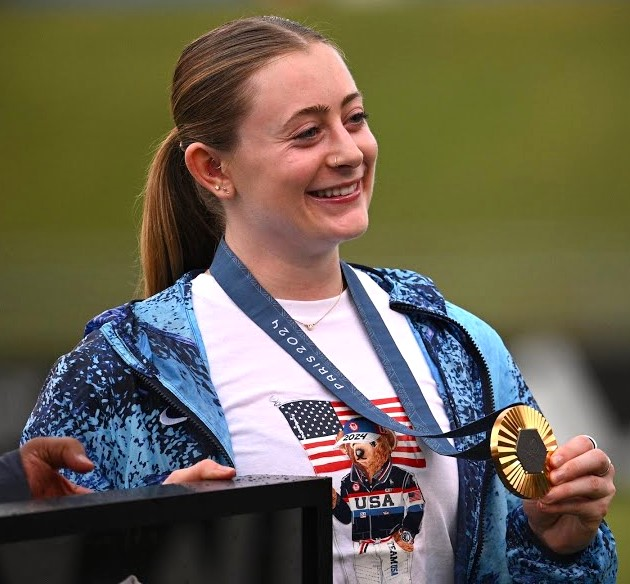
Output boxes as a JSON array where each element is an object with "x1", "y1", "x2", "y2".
[{"x1": 139, "y1": 128, "x2": 224, "y2": 298}]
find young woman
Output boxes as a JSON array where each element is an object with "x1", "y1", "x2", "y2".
[{"x1": 22, "y1": 15, "x2": 616, "y2": 583}]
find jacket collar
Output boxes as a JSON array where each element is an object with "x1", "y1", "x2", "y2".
[
  {"x1": 84, "y1": 270, "x2": 202, "y2": 341},
  {"x1": 350, "y1": 263, "x2": 448, "y2": 316}
]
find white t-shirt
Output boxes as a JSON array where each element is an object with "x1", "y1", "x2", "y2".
[{"x1": 192, "y1": 267, "x2": 458, "y2": 584}]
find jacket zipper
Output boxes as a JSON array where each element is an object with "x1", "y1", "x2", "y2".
[
  {"x1": 391, "y1": 301, "x2": 495, "y2": 582},
  {"x1": 136, "y1": 371, "x2": 233, "y2": 468}
]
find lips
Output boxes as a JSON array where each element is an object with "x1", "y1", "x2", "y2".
[{"x1": 308, "y1": 182, "x2": 359, "y2": 198}]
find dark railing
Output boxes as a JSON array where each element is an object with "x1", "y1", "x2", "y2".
[{"x1": 0, "y1": 474, "x2": 332, "y2": 584}]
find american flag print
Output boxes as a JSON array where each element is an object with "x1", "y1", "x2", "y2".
[
  {"x1": 408, "y1": 488, "x2": 424, "y2": 504},
  {"x1": 277, "y1": 397, "x2": 426, "y2": 475}
]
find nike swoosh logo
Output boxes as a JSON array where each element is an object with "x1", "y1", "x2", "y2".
[{"x1": 159, "y1": 408, "x2": 188, "y2": 426}]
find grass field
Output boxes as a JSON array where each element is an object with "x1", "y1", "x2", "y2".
[
  {"x1": 1, "y1": 1, "x2": 629, "y2": 358},
  {"x1": 0, "y1": 1, "x2": 627, "y2": 578}
]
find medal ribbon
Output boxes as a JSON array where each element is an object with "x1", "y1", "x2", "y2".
[{"x1": 210, "y1": 239, "x2": 516, "y2": 460}]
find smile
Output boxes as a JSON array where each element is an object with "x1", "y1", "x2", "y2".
[{"x1": 308, "y1": 182, "x2": 359, "y2": 198}]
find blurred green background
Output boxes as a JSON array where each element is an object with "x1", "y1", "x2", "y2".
[
  {"x1": 0, "y1": 0, "x2": 627, "y2": 579},
  {"x1": 2, "y1": 1, "x2": 629, "y2": 357}
]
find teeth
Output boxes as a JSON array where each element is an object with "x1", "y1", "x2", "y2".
[{"x1": 310, "y1": 183, "x2": 357, "y2": 198}]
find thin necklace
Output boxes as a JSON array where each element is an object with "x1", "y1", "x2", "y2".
[{"x1": 290, "y1": 282, "x2": 344, "y2": 331}]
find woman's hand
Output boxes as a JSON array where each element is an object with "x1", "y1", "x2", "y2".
[
  {"x1": 163, "y1": 459, "x2": 236, "y2": 484},
  {"x1": 523, "y1": 434, "x2": 615, "y2": 555}
]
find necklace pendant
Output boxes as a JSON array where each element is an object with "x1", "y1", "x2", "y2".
[{"x1": 289, "y1": 281, "x2": 344, "y2": 332}]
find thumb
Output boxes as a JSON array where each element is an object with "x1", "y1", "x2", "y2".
[
  {"x1": 22, "y1": 437, "x2": 94, "y2": 474},
  {"x1": 163, "y1": 459, "x2": 236, "y2": 484},
  {"x1": 60, "y1": 438, "x2": 95, "y2": 473}
]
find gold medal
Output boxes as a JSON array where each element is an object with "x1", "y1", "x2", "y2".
[{"x1": 490, "y1": 405, "x2": 558, "y2": 499}]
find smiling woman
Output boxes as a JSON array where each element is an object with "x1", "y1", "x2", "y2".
[
  {"x1": 21, "y1": 14, "x2": 617, "y2": 584},
  {"x1": 182, "y1": 43, "x2": 377, "y2": 297}
]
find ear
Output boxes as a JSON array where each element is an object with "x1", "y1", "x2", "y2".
[
  {"x1": 384, "y1": 430, "x2": 397, "y2": 452},
  {"x1": 184, "y1": 142, "x2": 234, "y2": 198}
]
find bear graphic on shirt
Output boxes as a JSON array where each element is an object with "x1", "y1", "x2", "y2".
[{"x1": 332, "y1": 418, "x2": 425, "y2": 582}]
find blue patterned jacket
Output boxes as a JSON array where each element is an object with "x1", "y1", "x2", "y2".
[{"x1": 22, "y1": 265, "x2": 617, "y2": 583}]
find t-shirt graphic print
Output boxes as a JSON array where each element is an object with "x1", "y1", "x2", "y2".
[{"x1": 277, "y1": 397, "x2": 426, "y2": 584}]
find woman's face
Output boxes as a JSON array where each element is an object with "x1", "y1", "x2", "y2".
[{"x1": 222, "y1": 42, "x2": 378, "y2": 261}]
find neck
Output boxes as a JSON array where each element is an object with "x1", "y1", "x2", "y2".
[{"x1": 223, "y1": 235, "x2": 343, "y2": 300}]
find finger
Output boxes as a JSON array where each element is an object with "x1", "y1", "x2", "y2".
[
  {"x1": 548, "y1": 448, "x2": 615, "y2": 486},
  {"x1": 56, "y1": 438, "x2": 95, "y2": 473},
  {"x1": 22, "y1": 437, "x2": 94, "y2": 473},
  {"x1": 32, "y1": 475, "x2": 94, "y2": 500},
  {"x1": 547, "y1": 434, "x2": 605, "y2": 472},
  {"x1": 163, "y1": 460, "x2": 236, "y2": 484},
  {"x1": 66, "y1": 483, "x2": 94, "y2": 496},
  {"x1": 595, "y1": 457, "x2": 613, "y2": 478},
  {"x1": 542, "y1": 469, "x2": 616, "y2": 506},
  {"x1": 532, "y1": 493, "x2": 614, "y2": 533}
]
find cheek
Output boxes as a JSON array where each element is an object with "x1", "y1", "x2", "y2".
[
  {"x1": 284, "y1": 154, "x2": 322, "y2": 187},
  {"x1": 228, "y1": 152, "x2": 266, "y2": 193}
]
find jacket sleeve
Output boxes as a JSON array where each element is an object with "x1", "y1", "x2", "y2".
[
  {"x1": 0, "y1": 449, "x2": 31, "y2": 503},
  {"x1": 506, "y1": 506, "x2": 618, "y2": 583},
  {"x1": 22, "y1": 329, "x2": 211, "y2": 491},
  {"x1": 468, "y1": 310, "x2": 618, "y2": 582},
  {"x1": 21, "y1": 333, "x2": 121, "y2": 491}
]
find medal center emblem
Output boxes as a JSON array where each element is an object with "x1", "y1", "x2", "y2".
[{"x1": 516, "y1": 428, "x2": 547, "y2": 474}]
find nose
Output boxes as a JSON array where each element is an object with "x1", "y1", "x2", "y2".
[
  {"x1": 355, "y1": 447, "x2": 366, "y2": 460},
  {"x1": 328, "y1": 124, "x2": 364, "y2": 169}
]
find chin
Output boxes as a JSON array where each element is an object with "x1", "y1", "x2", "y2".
[
  {"x1": 337, "y1": 222, "x2": 369, "y2": 244},
  {"x1": 321, "y1": 209, "x2": 370, "y2": 246}
]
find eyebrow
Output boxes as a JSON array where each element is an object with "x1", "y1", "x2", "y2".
[{"x1": 283, "y1": 91, "x2": 363, "y2": 128}]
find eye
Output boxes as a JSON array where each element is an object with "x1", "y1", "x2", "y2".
[
  {"x1": 347, "y1": 111, "x2": 369, "y2": 127},
  {"x1": 294, "y1": 126, "x2": 320, "y2": 141},
  {"x1": 370, "y1": 441, "x2": 377, "y2": 447}
]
